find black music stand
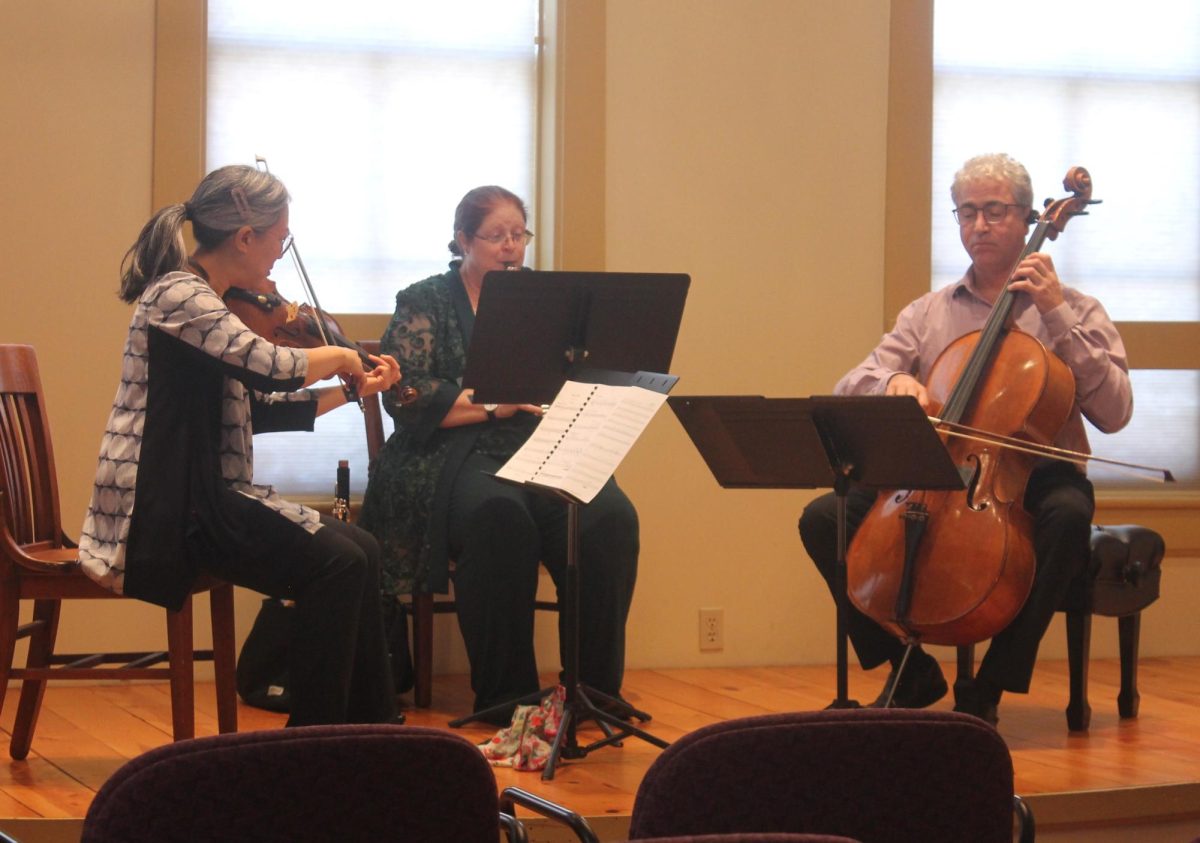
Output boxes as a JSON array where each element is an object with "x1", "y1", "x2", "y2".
[
  {"x1": 462, "y1": 269, "x2": 689, "y2": 404},
  {"x1": 668, "y1": 394, "x2": 964, "y2": 708},
  {"x1": 451, "y1": 269, "x2": 688, "y2": 780}
]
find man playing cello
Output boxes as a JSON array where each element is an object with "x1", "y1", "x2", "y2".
[{"x1": 798, "y1": 153, "x2": 1132, "y2": 724}]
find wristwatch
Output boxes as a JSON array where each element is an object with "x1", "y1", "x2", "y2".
[{"x1": 483, "y1": 403, "x2": 498, "y2": 421}]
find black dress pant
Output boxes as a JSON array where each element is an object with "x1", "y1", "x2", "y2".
[
  {"x1": 448, "y1": 452, "x2": 640, "y2": 713},
  {"x1": 798, "y1": 461, "x2": 1094, "y2": 693},
  {"x1": 189, "y1": 506, "x2": 397, "y2": 727}
]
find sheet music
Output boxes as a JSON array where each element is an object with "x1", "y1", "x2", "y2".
[{"x1": 495, "y1": 380, "x2": 667, "y2": 503}]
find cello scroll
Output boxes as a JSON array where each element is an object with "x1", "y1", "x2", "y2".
[{"x1": 1037, "y1": 166, "x2": 1101, "y2": 241}]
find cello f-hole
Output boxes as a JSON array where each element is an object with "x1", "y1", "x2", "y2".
[{"x1": 964, "y1": 454, "x2": 986, "y2": 512}]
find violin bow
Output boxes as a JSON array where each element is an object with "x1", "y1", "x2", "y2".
[{"x1": 255, "y1": 155, "x2": 363, "y2": 408}]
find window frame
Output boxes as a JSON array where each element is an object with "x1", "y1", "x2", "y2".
[
  {"x1": 151, "y1": 0, "x2": 606, "y2": 496},
  {"x1": 883, "y1": 1, "x2": 1200, "y2": 553}
]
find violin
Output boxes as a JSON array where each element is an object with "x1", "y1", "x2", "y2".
[
  {"x1": 844, "y1": 167, "x2": 1099, "y2": 648},
  {"x1": 221, "y1": 155, "x2": 417, "y2": 406},
  {"x1": 223, "y1": 276, "x2": 372, "y2": 370},
  {"x1": 222, "y1": 276, "x2": 418, "y2": 407}
]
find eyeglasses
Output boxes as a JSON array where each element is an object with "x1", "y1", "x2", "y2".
[
  {"x1": 952, "y1": 202, "x2": 1026, "y2": 225},
  {"x1": 473, "y1": 229, "x2": 534, "y2": 246},
  {"x1": 280, "y1": 233, "x2": 294, "y2": 255}
]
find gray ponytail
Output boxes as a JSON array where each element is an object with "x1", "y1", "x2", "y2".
[{"x1": 118, "y1": 164, "x2": 290, "y2": 302}]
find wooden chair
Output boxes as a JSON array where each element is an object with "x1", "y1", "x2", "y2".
[
  {"x1": 358, "y1": 340, "x2": 557, "y2": 709},
  {"x1": 956, "y1": 523, "x2": 1165, "y2": 731},
  {"x1": 0, "y1": 344, "x2": 237, "y2": 760}
]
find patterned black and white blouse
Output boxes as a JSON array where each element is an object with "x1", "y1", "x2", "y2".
[{"x1": 79, "y1": 271, "x2": 323, "y2": 609}]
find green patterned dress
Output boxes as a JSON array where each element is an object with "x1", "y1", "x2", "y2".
[{"x1": 358, "y1": 264, "x2": 537, "y2": 596}]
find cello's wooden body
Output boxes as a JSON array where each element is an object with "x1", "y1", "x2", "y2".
[
  {"x1": 845, "y1": 166, "x2": 1096, "y2": 648},
  {"x1": 847, "y1": 329, "x2": 1074, "y2": 645}
]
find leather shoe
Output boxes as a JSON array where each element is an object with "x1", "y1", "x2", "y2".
[
  {"x1": 870, "y1": 653, "x2": 948, "y2": 709},
  {"x1": 579, "y1": 695, "x2": 637, "y2": 724},
  {"x1": 953, "y1": 680, "x2": 1000, "y2": 726}
]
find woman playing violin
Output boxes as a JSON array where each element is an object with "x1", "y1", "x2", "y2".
[
  {"x1": 798, "y1": 153, "x2": 1132, "y2": 725},
  {"x1": 78, "y1": 164, "x2": 404, "y2": 726}
]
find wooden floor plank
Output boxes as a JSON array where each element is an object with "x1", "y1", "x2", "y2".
[{"x1": 0, "y1": 655, "x2": 1197, "y2": 830}]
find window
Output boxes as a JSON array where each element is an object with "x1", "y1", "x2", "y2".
[
  {"x1": 207, "y1": 0, "x2": 542, "y2": 494},
  {"x1": 933, "y1": 1, "x2": 1200, "y2": 488}
]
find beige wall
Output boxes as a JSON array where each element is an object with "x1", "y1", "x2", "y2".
[
  {"x1": 605, "y1": 0, "x2": 894, "y2": 666},
  {"x1": 0, "y1": 1, "x2": 192, "y2": 652},
  {"x1": 2, "y1": 0, "x2": 1197, "y2": 690}
]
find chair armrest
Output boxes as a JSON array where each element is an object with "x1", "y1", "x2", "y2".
[
  {"x1": 0, "y1": 534, "x2": 77, "y2": 573},
  {"x1": 498, "y1": 812, "x2": 528, "y2": 843},
  {"x1": 500, "y1": 786, "x2": 600, "y2": 843},
  {"x1": 1014, "y1": 794, "x2": 1036, "y2": 842},
  {"x1": 0, "y1": 492, "x2": 78, "y2": 573}
]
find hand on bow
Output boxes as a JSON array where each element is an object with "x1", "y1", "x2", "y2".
[
  {"x1": 886, "y1": 373, "x2": 933, "y2": 414},
  {"x1": 347, "y1": 352, "x2": 402, "y2": 398}
]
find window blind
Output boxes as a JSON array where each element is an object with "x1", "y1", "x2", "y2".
[
  {"x1": 207, "y1": 0, "x2": 541, "y2": 495},
  {"x1": 933, "y1": 1, "x2": 1200, "y2": 487}
]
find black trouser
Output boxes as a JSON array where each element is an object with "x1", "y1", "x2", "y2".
[
  {"x1": 190, "y1": 509, "x2": 397, "y2": 726},
  {"x1": 447, "y1": 452, "x2": 640, "y2": 712},
  {"x1": 798, "y1": 462, "x2": 1094, "y2": 693}
]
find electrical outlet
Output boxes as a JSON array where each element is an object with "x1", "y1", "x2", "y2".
[{"x1": 699, "y1": 608, "x2": 724, "y2": 651}]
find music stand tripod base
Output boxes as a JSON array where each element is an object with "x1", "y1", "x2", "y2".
[{"x1": 449, "y1": 499, "x2": 669, "y2": 781}]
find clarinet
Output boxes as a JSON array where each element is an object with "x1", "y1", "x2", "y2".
[{"x1": 333, "y1": 459, "x2": 350, "y2": 522}]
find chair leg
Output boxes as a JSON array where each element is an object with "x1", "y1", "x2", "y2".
[
  {"x1": 0, "y1": 587, "x2": 19, "y2": 728},
  {"x1": 1117, "y1": 612, "x2": 1141, "y2": 719},
  {"x1": 166, "y1": 596, "x2": 197, "y2": 741},
  {"x1": 1065, "y1": 609, "x2": 1092, "y2": 732},
  {"x1": 208, "y1": 583, "x2": 238, "y2": 734},
  {"x1": 11, "y1": 599, "x2": 61, "y2": 760},
  {"x1": 411, "y1": 593, "x2": 434, "y2": 708},
  {"x1": 953, "y1": 644, "x2": 975, "y2": 708}
]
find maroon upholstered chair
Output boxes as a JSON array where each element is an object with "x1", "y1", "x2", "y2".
[
  {"x1": 500, "y1": 786, "x2": 862, "y2": 843},
  {"x1": 624, "y1": 709, "x2": 1032, "y2": 843},
  {"x1": 632, "y1": 837, "x2": 862, "y2": 843},
  {"x1": 82, "y1": 724, "x2": 525, "y2": 843}
]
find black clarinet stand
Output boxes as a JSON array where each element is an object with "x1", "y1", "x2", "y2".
[
  {"x1": 668, "y1": 394, "x2": 963, "y2": 709},
  {"x1": 448, "y1": 269, "x2": 690, "y2": 780}
]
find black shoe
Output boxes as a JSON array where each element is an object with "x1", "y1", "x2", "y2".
[
  {"x1": 953, "y1": 680, "x2": 1000, "y2": 726},
  {"x1": 579, "y1": 695, "x2": 636, "y2": 724},
  {"x1": 870, "y1": 653, "x2": 948, "y2": 709},
  {"x1": 390, "y1": 711, "x2": 407, "y2": 725},
  {"x1": 468, "y1": 703, "x2": 519, "y2": 728}
]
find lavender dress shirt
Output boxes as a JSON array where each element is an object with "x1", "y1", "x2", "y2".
[{"x1": 834, "y1": 271, "x2": 1133, "y2": 462}]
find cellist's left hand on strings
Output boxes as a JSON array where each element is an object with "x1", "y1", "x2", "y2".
[
  {"x1": 1008, "y1": 252, "x2": 1065, "y2": 314},
  {"x1": 351, "y1": 353, "x2": 402, "y2": 398}
]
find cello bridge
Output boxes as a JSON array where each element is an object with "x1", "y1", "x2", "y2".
[{"x1": 901, "y1": 502, "x2": 929, "y2": 524}]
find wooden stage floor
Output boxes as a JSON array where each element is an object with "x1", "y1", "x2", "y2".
[{"x1": 1, "y1": 656, "x2": 1199, "y2": 841}]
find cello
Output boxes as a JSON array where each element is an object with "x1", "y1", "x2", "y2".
[{"x1": 845, "y1": 166, "x2": 1099, "y2": 648}]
